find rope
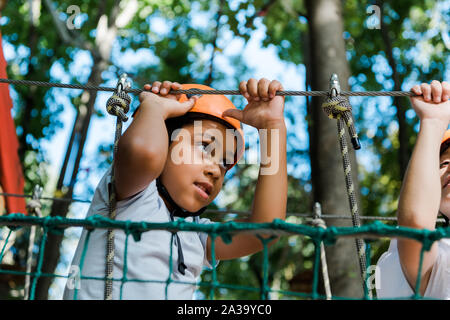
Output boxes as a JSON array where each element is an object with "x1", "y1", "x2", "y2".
[
  {"x1": 321, "y1": 77, "x2": 371, "y2": 298},
  {"x1": 106, "y1": 91, "x2": 131, "y2": 122},
  {"x1": 1, "y1": 193, "x2": 447, "y2": 223},
  {"x1": 104, "y1": 74, "x2": 131, "y2": 300},
  {"x1": 23, "y1": 185, "x2": 43, "y2": 300},
  {"x1": 310, "y1": 203, "x2": 331, "y2": 300},
  {"x1": 1, "y1": 214, "x2": 448, "y2": 300},
  {"x1": 0, "y1": 78, "x2": 419, "y2": 97},
  {"x1": 322, "y1": 95, "x2": 360, "y2": 150},
  {"x1": 0, "y1": 192, "x2": 92, "y2": 203},
  {"x1": 1, "y1": 213, "x2": 449, "y2": 243}
]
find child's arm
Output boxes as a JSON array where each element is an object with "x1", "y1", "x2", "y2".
[
  {"x1": 115, "y1": 82, "x2": 199, "y2": 200},
  {"x1": 397, "y1": 80, "x2": 450, "y2": 294},
  {"x1": 208, "y1": 78, "x2": 287, "y2": 260}
]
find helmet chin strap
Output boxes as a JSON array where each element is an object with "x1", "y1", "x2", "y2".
[
  {"x1": 156, "y1": 177, "x2": 207, "y2": 276},
  {"x1": 156, "y1": 177, "x2": 207, "y2": 218},
  {"x1": 438, "y1": 211, "x2": 450, "y2": 227}
]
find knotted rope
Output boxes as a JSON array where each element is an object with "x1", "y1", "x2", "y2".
[
  {"x1": 104, "y1": 74, "x2": 131, "y2": 300},
  {"x1": 310, "y1": 203, "x2": 331, "y2": 300},
  {"x1": 106, "y1": 91, "x2": 131, "y2": 122},
  {"x1": 24, "y1": 185, "x2": 43, "y2": 300},
  {"x1": 322, "y1": 95, "x2": 360, "y2": 150},
  {"x1": 321, "y1": 74, "x2": 370, "y2": 298}
]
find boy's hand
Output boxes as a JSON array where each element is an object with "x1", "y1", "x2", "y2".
[
  {"x1": 410, "y1": 80, "x2": 450, "y2": 125},
  {"x1": 139, "y1": 81, "x2": 199, "y2": 119},
  {"x1": 223, "y1": 78, "x2": 285, "y2": 129}
]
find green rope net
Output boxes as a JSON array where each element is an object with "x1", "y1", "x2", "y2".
[{"x1": 1, "y1": 213, "x2": 449, "y2": 300}]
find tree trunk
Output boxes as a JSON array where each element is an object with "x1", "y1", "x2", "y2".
[{"x1": 305, "y1": 0, "x2": 363, "y2": 298}]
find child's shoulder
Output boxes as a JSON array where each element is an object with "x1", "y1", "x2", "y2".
[
  {"x1": 88, "y1": 166, "x2": 160, "y2": 219},
  {"x1": 376, "y1": 238, "x2": 450, "y2": 299},
  {"x1": 380, "y1": 237, "x2": 450, "y2": 260}
]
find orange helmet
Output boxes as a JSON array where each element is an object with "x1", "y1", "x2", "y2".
[
  {"x1": 441, "y1": 129, "x2": 450, "y2": 155},
  {"x1": 133, "y1": 84, "x2": 245, "y2": 169},
  {"x1": 442, "y1": 130, "x2": 450, "y2": 143},
  {"x1": 440, "y1": 129, "x2": 450, "y2": 154},
  {"x1": 178, "y1": 84, "x2": 245, "y2": 169}
]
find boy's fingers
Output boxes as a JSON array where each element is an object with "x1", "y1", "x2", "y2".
[
  {"x1": 442, "y1": 81, "x2": 450, "y2": 102},
  {"x1": 172, "y1": 82, "x2": 182, "y2": 99},
  {"x1": 268, "y1": 80, "x2": 283, "y2": 98},
  {"x1": 411, "y1": 85, "x2": 422, "y2": 95},
  {"x1": 258, "y1": 78, "x2": 270, "y2": 101},
  {"x1": 151, "y1": 81, "x2": 161, "y2": 93},
  {"x1": 421, "y1": 83, "x2": 431, "y2": 102},
  {"x1": 430, "y1": 80, "x2": 442, "y2": 103},
  {"x1": 161, "y1": 81, "x2": 172, "y2": 94},
  {"x1": 247, "y1": 78, "x2": 259, "y2": 101},
  {"x1": 176, "y1": 97, "x2": 197, "y2": 114},
  {"x1": 239, "y1": 81, "x2": 250, "y2": 99},
  {"x1": 222, "y1": 109, "x2": 244, "y2": 122},
  {"x1": 182, "y1": 97, "x2": 196, "y2": 107}
]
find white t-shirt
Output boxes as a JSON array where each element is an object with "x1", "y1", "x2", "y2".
[
  {"x1": 376, "y1": 238, "x2": 450, "y2": 299},
  {"x1": 63, "y1": 166, "x2": 216, "y2": 300}
]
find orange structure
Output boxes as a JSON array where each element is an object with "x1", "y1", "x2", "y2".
[{"x1": 0, "y1": 30, "x2": 26, "y2": 215}]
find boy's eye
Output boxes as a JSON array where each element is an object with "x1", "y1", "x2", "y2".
[
  {"x1": 194, "y1": 141, "x2": 209, "y2": 151},
  {"x1": 202, "y1": 142, "x2": 211, "y2": 153},
  {"x1": 196, "y1": 141, "x2": 231, "y2": 170},
  {"x1": 440, "y1": 161, "x2": 450, "y2": 168}
]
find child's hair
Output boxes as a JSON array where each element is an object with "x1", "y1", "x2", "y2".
[{"x1": 165, "y1": 116, "x2": 197, "y2": 144}]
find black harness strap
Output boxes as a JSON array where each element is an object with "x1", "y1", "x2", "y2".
[{"x1": 156, "y1": 177, "x2": 207, "y2": 275}]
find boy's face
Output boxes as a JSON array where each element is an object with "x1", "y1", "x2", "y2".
[
  {"x1": 439, "y1": 146, "x2": 450, "y2": 216},
  {"x1": 159, "y1": 119, "x2": 237, "y2": 212}
]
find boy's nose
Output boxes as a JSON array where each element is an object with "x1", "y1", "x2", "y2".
[{"x1": 203, "y1": 160, "x2": 221, "y2": 179}]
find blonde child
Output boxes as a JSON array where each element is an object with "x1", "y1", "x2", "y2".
[{"x1": 377, "y1": 80, "x2": 450, "y2": 299}]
